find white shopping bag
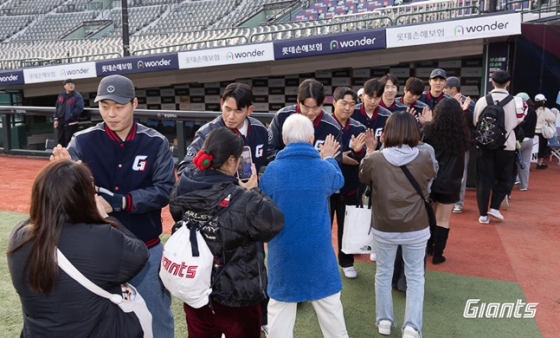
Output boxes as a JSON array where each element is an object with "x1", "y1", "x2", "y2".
[{"x1": 341, "y1": 205, "x2": 375, "y2": 254}]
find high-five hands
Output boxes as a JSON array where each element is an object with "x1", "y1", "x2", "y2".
[{"x1": 320, "y1": 134, "x2": 341, "y2": 160}]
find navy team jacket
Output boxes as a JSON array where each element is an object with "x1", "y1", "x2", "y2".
[
  {"x1": 418, "y1": 90, "x2": 452, "y2": 110},
  {"x1": 267, "y1": 104, "x2": 342, "y2": 162},
  {"x1": 332, "y1": 115, "x2": 367, "y2": 198},
  {"x1": 177, "y1": 116, "x2": 269, "y2": 175},
  {"x1": 68, "y1": 122, "x2": 175, "y2": 247},
  {"x1": 351, "y1": 103, "x2": 392, "y2": 149}
]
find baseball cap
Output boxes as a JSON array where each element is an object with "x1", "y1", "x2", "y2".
[
  {"x1": 534, "y1": 94, "x2": 546, "y2": 102},
  {"x1": 515, "y1": 92, "x2": 530, "y2": 102},
  {"x1": 430, "y1": 68, "x2": 446, "y2": 79},
  {"x1": 357, "y1": 88, "x2": 364, "y2": 96},
  {"x1": 444, "y1": 76, "x2": 460, "y2": 89},
  {"x1": 62, "y1": 79, "x2": 74, "y2": 85},
  {"x1": 94, "y1": 75, "x2": 136, "y2": 105}
]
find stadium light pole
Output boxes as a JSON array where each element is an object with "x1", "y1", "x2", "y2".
[{"x1": 121, "y1": 0, "x2": 131, "y2": 57}]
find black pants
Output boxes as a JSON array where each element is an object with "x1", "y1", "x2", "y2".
[
  {"x1": 56, "y1": 123, "x2": 79, "y2": 147},
  {"x1": 476, "y1": 148, "x2": 515, "y2": 215},
  {"x1": 329, "y1": 193, "x2": 359, "y2": 268},
  {"x1": 536, "y1": 133, "x2": 551, "y2": 159}
]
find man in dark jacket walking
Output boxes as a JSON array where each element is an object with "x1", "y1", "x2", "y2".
[{"x1": 53, "y1": 79, "x2": 84, "y2": 147}]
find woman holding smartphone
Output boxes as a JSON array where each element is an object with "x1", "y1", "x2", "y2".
[
  {"x1": 171, "y1": 127, "x2": 284, "y2": 338},
  {"x1": 7, "y1": 160, "x2": 149, "y2": 337}
]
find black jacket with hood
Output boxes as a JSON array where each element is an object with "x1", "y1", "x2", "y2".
[{"x1": 171, "y1": 168, "x2": 284, "y2": 308}]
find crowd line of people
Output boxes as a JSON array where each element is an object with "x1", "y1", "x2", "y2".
[{"x1": 6, "y1": 70, "x2": 558, "y2": 338}]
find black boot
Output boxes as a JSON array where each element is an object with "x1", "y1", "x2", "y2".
[
  {"x1": 426, "y1": 223, "x2": 435, "y2": 255},
  {"x1": 432, "y1": 226, "x2": 449, "y2": 265}
]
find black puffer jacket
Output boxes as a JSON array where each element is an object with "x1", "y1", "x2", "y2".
[{"x1": 171, "y1": 168, "x2": 284, "y2": 308}]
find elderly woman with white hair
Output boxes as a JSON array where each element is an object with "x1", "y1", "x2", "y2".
[{"x1": 259, "y1": 114, "x2": 348, "y2": 338}]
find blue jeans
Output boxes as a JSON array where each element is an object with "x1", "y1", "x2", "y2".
[
  {"x1": 375, "y1": 238, "x2": 426, "y2": 333},
  {"x1": 131, "y1": 243, "x2": 174, "y2": 338}
]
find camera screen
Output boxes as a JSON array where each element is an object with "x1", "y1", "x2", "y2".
[{"x1": 237, "y1": 147, "x2": 252, "y2": 180}]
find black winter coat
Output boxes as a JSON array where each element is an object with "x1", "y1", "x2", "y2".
[
  {"x1": 8, "y1": 218, "x2": 148, "y2": 338},
  {"x1": 171, "y1": 168, "x2": 284, "y2": 308}
]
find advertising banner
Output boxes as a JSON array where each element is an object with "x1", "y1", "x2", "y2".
[
  {"x1": 96, "y1": 53, "x2": 179, "y2": 76},
  {"x1": 386, "y1": 13, "x2": 521, "y2": 48},
  {"x1": 178, "y1": 43, "x2": 274, "y2": 69},
  {"x1": 0, "y1": 70, "x2": 24, "y2": 86},
  {"x1": 23, "y1": 62, "x2": 97, "y2": 84},
  {"x1": 274, "y1": 29, "x2": 386, "y2": 60},
  {"x1": 485, "y1": 42, "x2": 509, "y2": 94}
]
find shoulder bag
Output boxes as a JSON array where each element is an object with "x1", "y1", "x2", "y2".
[
  {"x1": 399, "y1": 165, "x2": 437, "y2": 228},
  {"x1": 57, "y1": 249, "x2": 153, "y2": 338}
]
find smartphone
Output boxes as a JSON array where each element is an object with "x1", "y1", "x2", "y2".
[{"x1": 237, "y1": 146, "x2": 252, "y2": 181}]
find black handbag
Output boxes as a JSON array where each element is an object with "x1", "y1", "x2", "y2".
[{"x1": 399, "y1": 165, "x2": 437, "y2": 228}]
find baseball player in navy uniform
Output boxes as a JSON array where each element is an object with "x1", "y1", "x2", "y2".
[
  {"x1": 53, "y1": 78, "x2": 84, "y2": 147},
  {"x1": 177, "y1": 82, "x2": 268, "y2": 176},
  {"x1": 52, "y1": 75, "x2": 175, "y2": 338},
  {"x1": 329, "y1": 87, "x2": 367, "y2": 279},
  {"x1": 267, "y1": 79, "x2": 342, "y2": 162},
  {"x1": 396, "y1": 77, "x2": 430, "y2": 117},
  {"x1": 379, "y1": 73, "x2": 407, "y2": 113},
  {"x1": 418, "y1": 68, "x2": 452, "y2": 110},
  {"x1": 351, "y1": 78, "x2": 392, "y2": 150}
]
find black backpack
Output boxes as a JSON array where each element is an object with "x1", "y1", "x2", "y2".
[{"x1": 475, "y1": 94, "x2": 513, "y2": 150}]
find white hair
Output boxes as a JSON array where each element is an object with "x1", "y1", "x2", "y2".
[{"x1": 282, "y1": 114, "x2": 314, "y2": 145}]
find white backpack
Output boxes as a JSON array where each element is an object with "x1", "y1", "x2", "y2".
[{"x1": 160, "y1": 221, "x2": 214, "y2": 308}]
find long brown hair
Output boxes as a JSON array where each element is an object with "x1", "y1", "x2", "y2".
[{"x1": 8, "y1": 160, "x2": 117, "y2": 294}]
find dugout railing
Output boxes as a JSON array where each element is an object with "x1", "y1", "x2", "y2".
[{"x1": 0, "y1": 106, "x2": 274, "y2": 162}]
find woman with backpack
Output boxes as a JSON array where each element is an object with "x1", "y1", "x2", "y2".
[
  {"x1": 533, "y1": 94, "x2": 556, "y2": 169},
  {"x1": 171, "y1": 127, "x2": 284, "y2": 338},
  {"x1": 422, "y1": 98, "x2": 470, "y2": 264}
]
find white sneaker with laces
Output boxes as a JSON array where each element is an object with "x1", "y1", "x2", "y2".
[
  {"x1": 479, "y1": 216, "x2": 490, "y2": 224},
  {"x1": 378, "y1": 320, "x2": 392, "y2": 335},
  {"x1": 402, "y1": 326, "x2": 420, "y2": 338},
  {"x1": 370, "y1": 253, "x2": 376, "y2": 261},
  {"x1": 488, "y1": 208, "x2": 504, "y2": 221},
  {"x1": 452, "y1": 204, "x2": 463, "y2": 213},
  {"x1": 342, "y1": 266, "x2": 357, "y2": 279}
]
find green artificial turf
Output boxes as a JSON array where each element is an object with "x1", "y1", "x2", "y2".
[{"x1": 1, "y1": 211, "x2": 541, "y2": 337}]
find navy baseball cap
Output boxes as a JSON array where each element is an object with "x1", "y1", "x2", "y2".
[
  {"x1": 444, "y1": 77, "x2": 460, "y2": 89},
  {"x1": 62, "y1": 79, "x2": 74, "y2": 85},
  {"x1": 430, "y1": 69, "x2": 447, "y2": 79},
  {"x1": 94, "y1": 75, "x2": 135, "y2": 105}
]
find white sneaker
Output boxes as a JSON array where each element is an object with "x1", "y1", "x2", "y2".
[
  {"x1": 488, "y1": 208, "x2": 504, "y2": 221},
  {"x1": 342, "y1": 266, "x2": 357, "y2": 279},
  {"x1": 370, "y1": 253, "x2": 377, "y2": 261},
  {"x1": 478, "y1": 216, "x2": 490, "y2": 224},
  {"x1": 452, "y1": 204, "x2": 463, "y2": 213},
  {"x1": 378, "y1": 320, "x2": 392, "y2": 335},
  {"x1": 402, "y1": 326, "x2": 420, "y2": 338}
]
